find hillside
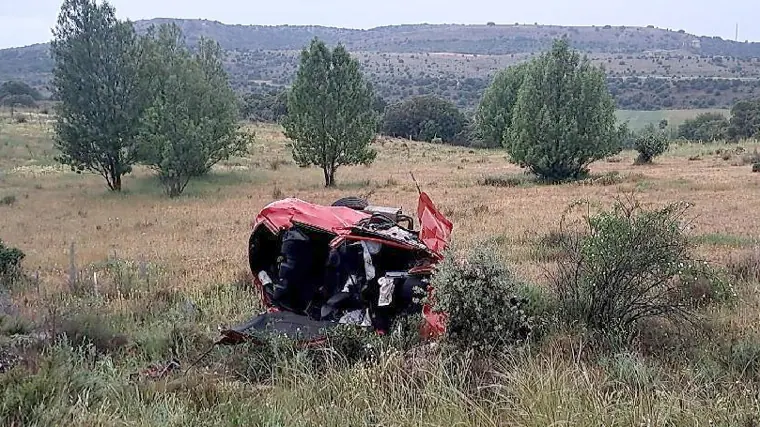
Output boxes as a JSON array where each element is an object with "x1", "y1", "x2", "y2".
[
  {"x1": 2, "y1": 19, "x2": 760, "y2": 110},
  {"x1": 132, "y1": 19, "x2": 760, "y2": 57}
]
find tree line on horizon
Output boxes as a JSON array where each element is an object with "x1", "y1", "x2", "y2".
[{"x1": 40, "y1": 0, "x2": 760, "y2": 192}]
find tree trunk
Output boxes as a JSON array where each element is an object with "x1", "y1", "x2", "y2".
[
  {"x1": 105, "y1": 161, "x2": 122, "y2": 192},
  {"x1": 323, "y1": 167, "x2": 335, "y2": 187}
]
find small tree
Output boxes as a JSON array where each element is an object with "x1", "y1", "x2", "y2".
[
  {"x1": 381, "y1": 95, "x2": 466, "y2": 143},
  {"x1": 476, "y1": 62, "x2": 529, "y2": 148},
  {"x1": 50, "y1": 0, "x2": 145, "y2": 191},
  {"x1": 0, "y1": 81, "x2": 42, "y2": 115},
  {"x1": 283, "y1": 38, "x2": 378, "y2": 187},
  {"x1": 504, "y1": 39, "x2": 620, "y2": 180},
  {"x1": 634, "y1": 124, "x2": 670, "y2": 164},
  {"x1": 431, "y1": 244, "x2": 535, "y2": 352},
  {"x1": 727, "y1": 99, "x2": 760, "y2": 141},
  {"x1": 678, "y1": 112, "x2": 729, "y2": 141},
  {"x1": 552, "y1": 197, "x2": 730, "y2": 338},
  {"x1": 243, "y1": 89, "x2": 289, "y2": 123},
  {"x1": 0, "y1": 81, "x2": 42, "y2": 102},
  {"x1": 137, "y1": 24, "x2": 252, "y2": 197}
]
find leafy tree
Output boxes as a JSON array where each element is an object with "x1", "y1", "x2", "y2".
[
  {"x1": 137, "y1": 24, "x2": 252, "y2": 197},
  {"x1": 0, "y1": 81, "x2": 42, "y2": 114},
  {"x1": 242, "y1": 89, "x2": 289, "y2": 123},
  {"x1": 677, "y1": 112, "x2": 729, "y2": 141},
  {"x1": 381, "y1": 95, "x2": 466, "y2": 143},
  {"x1": 505, "y1": 39, "x2": 620, "y2": 180},
  {"x1": 616, "y1": 121, "x2": 636, "y2": 149},
  {"x1": 50, "y1": 0, "x2": 145, "y2": 191},
  {"x1": 727, "y1": 99, "x2": 760, "y2": 141},
  {"x1": 0, "y1": 95, "x2": 37, "y2": 118},
  {"x1": 283, "y1": 38, "x2": 378, "y2": 187},
  {"x1": 476, "y1": 62, "x2": 529, "y2": 148},
  {"x1": 372, "y1": 93, "x2": 388, "y2": 114},
  {"x1": 634, "y1": 124, "x2": 670, "y2": 164},
  {"x1": 0, "y1": 81, "x2": 42, "y2": 101}
]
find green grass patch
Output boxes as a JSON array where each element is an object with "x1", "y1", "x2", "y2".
[
  {"x1": 616, "y1": 109, "x2": 729, "y2": 132},
  {"x1": 693, "y1": 233, "x2": 759, "y2": 248},
  {"x1": 0, "y1": 122, "x2": 58, "y2": 168}
]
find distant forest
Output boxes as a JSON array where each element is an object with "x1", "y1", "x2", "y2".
[{"x1": 2, "y1": 20, "x2": 760, "y2": 111}]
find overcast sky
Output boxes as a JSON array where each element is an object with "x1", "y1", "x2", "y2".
[{"x1": 1, "y1": 0, "x2": 758, "y2": 49}]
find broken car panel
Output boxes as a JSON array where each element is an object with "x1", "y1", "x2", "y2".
[{"x1": 220, "y1": 192, "x2": 452, "y2": 345}]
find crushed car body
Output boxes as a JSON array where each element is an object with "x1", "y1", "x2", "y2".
[{"x1": 218, "y1": 192, "x2": 453, "y2": 345}]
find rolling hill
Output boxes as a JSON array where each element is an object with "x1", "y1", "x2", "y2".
[{"x1": 2, "y1": 19, "x2": 760, "y2": 111}]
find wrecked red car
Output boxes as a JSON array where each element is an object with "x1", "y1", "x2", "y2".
[{"x1": 220, "y1": 192, "x2": 453, "y2": 345}]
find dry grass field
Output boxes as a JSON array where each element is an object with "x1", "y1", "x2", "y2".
[{"x1": 2, "y1": 113, "x2": 760, "y2": 425}]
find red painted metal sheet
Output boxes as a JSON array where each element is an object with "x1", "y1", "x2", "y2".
[
  {"x1": 416, "y1": 192, "x2": 453, "y2": 258},
  {"x1": 252, "y1": 198, "x2": 371, "y2": 235}
]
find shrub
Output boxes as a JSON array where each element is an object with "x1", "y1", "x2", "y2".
[
  {"x1": 634, "y1": 124, "x2": 669, "y2": 164},
  {"x1": 430, "y1": 244, "x2": 538, "y2": 352},
  {"x1": 137, "y1": 24, "x2": 252, "y2": 197},
  {"x1": 0, "y1": 195, "x2": 16, "y2": 206},
  {"x1": 0, "y1": 81, "x2": 42, "y2": 102},
  {"x1": 552, "y1": 195, "x2": 704, "y2": 341},
  {"x1": 531, "y1": 230, "x2": 574, "y2": 262},
  {"x1": 499, "y1": 39, "x2": 621, "y2": 180},
  {"x1": 0, "y1": 314, "x2": 33, "y2": 336},
  {"x1": 677, "y1": 112, "x2": 729, "y2": 141},
  {"x1": 381, "y1": 95, "x2": 467, "y2": 144},
  {"x1": 727, "y1": 99, "x2": 760, "y2": 141},
  {"x1": 478, "y1": 174, "x2": 532, "y2": 188},
  {"x1": 743, "y1": 148, "x2": 760, "y2": 165},
  {"x1": 0, "y1": 239, "x2": 24, "y2": 285},
  {"x1": 675, "y1": 261, "x2": 736, "y2": 308}
]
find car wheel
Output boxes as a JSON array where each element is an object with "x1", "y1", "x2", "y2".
[{"x1": 331, "y1": 196, "x2": 369, "y2": 210}]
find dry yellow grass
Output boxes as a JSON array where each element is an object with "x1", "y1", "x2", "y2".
[
  {"x1": 3, "y1": 120, "x2": 760, "y2": 289},
  {"x1": 5, "y1": 117, "x2": 760, "y2": 425}
]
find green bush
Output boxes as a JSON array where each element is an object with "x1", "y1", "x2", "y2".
[
  {"x1": 381, "y1": 95, "x2": 467, "y2": 144},
  {"x1": 496, "y1": 39, "x2": 621, "y2": 181},
  {"x1": 634, "y1": 125, "x2": 670, "y2": 164},
  {"x1": 677, "y1": 112, "x2": 729, "y2": 142},
  {"x1": 0, "y1": 239, "x2": 24, "y2": 285},
  {"x1": 430, "y1": 244, "x2": 540, "y2": 352},
  {"x1": 552, "y1": 196, "x2": 706, "y2": 340}
]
